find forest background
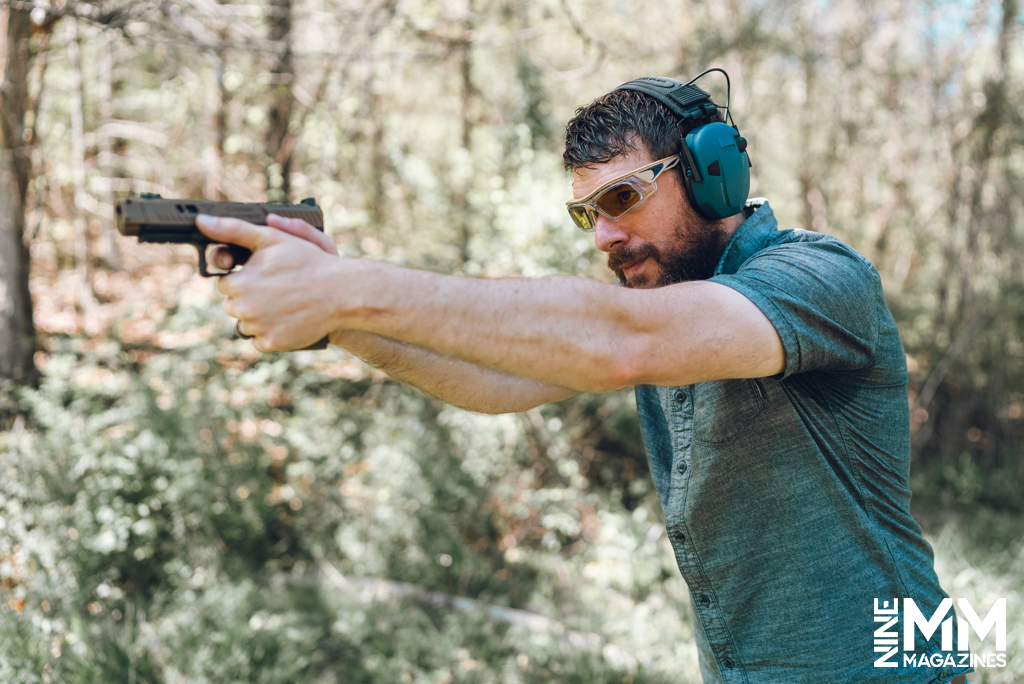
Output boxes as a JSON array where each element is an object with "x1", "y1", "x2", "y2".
[{"x1": 1, "y1": 0, "x2": 1023, "y2": 682}]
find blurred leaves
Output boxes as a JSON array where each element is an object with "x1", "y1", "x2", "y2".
[
  {"x1": 1, "y1": 0, "x2": 1023, "y2": 681},
  {"x1": 0, "y1": 302, "x2": 692, "y2": 680}
]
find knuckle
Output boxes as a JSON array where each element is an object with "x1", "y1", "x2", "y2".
[{"x1": 233, "y1": 301, "x2": 253, "y2": 319}]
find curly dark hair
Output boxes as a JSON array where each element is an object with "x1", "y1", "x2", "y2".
[{"x1": 562, "y1": 88, "x2": 723, "y2": 174}]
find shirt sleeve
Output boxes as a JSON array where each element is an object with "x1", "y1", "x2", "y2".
[{"x1": 709, "y1": 238, "x2": 882, "y2": 378}]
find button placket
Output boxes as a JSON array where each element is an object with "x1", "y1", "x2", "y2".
[
  {"x1": 660, "y1": 385, "x2": 744, "y2": 680},
  {"x1": 665, "y1": 384, "x2": 694, "y2": 491}
]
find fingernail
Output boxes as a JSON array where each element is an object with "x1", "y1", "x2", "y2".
[{"x1": 196, "y1": 214, "x2": 212, "y2": 226}]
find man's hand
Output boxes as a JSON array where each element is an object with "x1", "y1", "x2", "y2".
[{"x1": 196, "y1": 213, "x2": 342, "y2": 352}]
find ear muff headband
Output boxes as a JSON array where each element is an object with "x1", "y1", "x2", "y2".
[{"x1": 615, "y1": 74, "x2": 751, "y2": 220}]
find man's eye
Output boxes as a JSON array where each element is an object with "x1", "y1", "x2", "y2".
[
  {"x1": 608, "y1": 189, "x2": 639, "y2": 210},
  {"x1": 597, "y1": 184, "x2": 642, "y2": 215}
]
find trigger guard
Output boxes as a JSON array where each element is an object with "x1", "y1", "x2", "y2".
[
  {"x1": 194, "y1": 244, "x2": 251, "y2": 277},
  {"x1": 195, "y1": 244, "x2": 216, "y2": 277}
]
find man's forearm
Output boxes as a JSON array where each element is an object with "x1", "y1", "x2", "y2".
[
  {"x1": 329, "y1": 329, "x2": 578, "y2": 414},
  {"x1": 327, "y1": 261, "x2": 656, "y2": 393}
]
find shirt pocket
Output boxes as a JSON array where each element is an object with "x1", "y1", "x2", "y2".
[{"x1": 693, "y1": 378, "x2": 767, "y2": 445}]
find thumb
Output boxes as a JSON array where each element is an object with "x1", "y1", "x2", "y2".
[{"x1": 195, "y1": 214, "x2": 283, "y2": 251}]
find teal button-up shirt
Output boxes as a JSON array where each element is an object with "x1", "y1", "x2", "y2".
[{"x1": 635, "y1": 200, "x2": 970, "y2": 683}]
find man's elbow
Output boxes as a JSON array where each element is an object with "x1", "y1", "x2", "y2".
[
  {"x1": 588, "y1": 355, "x2": 642, "y2": 393},
  {"x1": 595, "y1": 335, "x2": 663, "y2": 391},
  {"x1": 598, "y1": 333, "x2": 684, "y2": 393}
]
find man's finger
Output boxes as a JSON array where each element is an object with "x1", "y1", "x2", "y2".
[
  {"x1": 220, "y1": 291, "x2": 238, "y2": 314},
  {"x1": 265, "y1": 213, "x2": 338, "y2": 255},
  {"x1": 208, "y1": 244, "x2": 235, "y2": 271},
  {"x1": 195, "y1": 214, "x2": 278, "y2": 251},
  {"x1": 235, "y1": 319, "x2": 255, "y2": 340},
  {"x1": 217, "y1": 271, "x2": 248, "y2": 298}
]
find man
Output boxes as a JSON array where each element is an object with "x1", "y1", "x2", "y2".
[{"x1": 196, "y1": 76, "x2": 969, "y2": 683}]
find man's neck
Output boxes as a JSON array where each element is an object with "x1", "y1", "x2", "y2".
[{"x1": 721, "y1": 210, "x2": 748, "y2": 244}]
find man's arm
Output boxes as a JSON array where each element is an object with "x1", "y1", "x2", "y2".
[
  {"x1": 204, "y1": 214, "x2": 576, "y2": 413},
  {"x1": 330, "y1": 329, "x2": 578, "y2": 414},
  {"x1": 196, "y1": 216, "x2": 785, "y2": 392},
  {"x1": 327, "y1": 265, "x2": 785, "y2": 392}
]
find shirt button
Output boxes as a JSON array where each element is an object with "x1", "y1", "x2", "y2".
[
  {"x1": 674, "y1": 390, "x2": 687, "y2": 403},
  {"x1": 699, "y1": 595, "x2": 710, "y2": 607},
  {"x1": 672, "y1": 531, "x2": 686, "y2": 543},
  {"x1": 677, "y1": 461, "x2": 687, "y2": 474},
  {"x1": 724, "y1": 658, "x2": 735, "y2": 669}
]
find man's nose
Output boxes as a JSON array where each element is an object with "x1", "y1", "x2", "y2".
[{"x1": 593, "y1": 215, "x2": 630, "y2": 253}]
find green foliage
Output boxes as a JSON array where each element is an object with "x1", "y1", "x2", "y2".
[
  {"x1": 2, "y1": 0, "x2": 1023, "y2": 681},
  {"x1": 0, "y1": 295, "x2": 697, "y2": 682}
]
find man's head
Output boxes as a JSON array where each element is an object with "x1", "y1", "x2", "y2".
[{"x1": 563, "y1": 88, "x2": 737, "y2": 288}]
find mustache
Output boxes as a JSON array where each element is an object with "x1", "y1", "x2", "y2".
[{"x1": 607, "y1": 243, "x2": 659, "y2": 273}]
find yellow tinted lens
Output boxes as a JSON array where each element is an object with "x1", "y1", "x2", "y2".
[
  {"x1": 568, "y1": 205, "x2": 595, "y2": 231},
  {"x1": 595, "y1": 183, "x2": 642, "y2": 217}
]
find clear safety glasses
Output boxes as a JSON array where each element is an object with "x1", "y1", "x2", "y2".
[{"x1": 566, "y1": 155, "x2": 680, "y2": 232}]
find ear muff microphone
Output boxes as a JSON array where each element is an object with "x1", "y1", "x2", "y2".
[{"x1": 615, "y1": 71, "x2": 751, "y2": 220}]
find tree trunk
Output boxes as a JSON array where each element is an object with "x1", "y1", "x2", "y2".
[
  {"x1": 367, "y1": 71, "x2": 386, "y2": 236},
  {"x1": 96, "y1": 30, "x2": 121, "y2": 268},
  {"x1": 798, "y1": 48, "x2": 817, "y2": 233},
  {"x1": 954, "y1": 0, "x2": 1015, "y2": 325},
  {"x1": 264, "y1": 0, "x2": 293, "y2": 203},
  {"x1": 67, "y1": 16, "x2": 98, "y2": 324},
  {"x1": 206, "y1": 2, "x2": 230, "y2": 201},
  {"x1": 205, "y1": 50, "x2": 228, "y2": 201},
  {"x1": 0, "y1": 5, "x2": 37, "y2": 385},
  {"x1": 455, "y1": 2, "x2": 476, "y2": 266}
]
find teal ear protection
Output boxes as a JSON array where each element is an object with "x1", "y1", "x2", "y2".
[{"x1": 615, "y1": 69, "x2": 751, "y2": 220}]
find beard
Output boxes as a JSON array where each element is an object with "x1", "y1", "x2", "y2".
[{"x1": 607, "y1": 215, "x2": 730, "y2": 288}]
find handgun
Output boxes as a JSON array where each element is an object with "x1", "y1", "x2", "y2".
[
  {"x1": 115, "y1": 194, "x2": 325, "y2": 276},
  {"x1": 115, "y1": 194, "x2": 329, "y2": 350}
]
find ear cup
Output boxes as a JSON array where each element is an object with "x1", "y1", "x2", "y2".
[{"x1": 681, "y1": 122, "x2": 750, "y2": 219}]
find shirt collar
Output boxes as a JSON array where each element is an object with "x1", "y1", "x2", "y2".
[{"x1": 714, "y1": 198, "x2": 778, "y2": 276}]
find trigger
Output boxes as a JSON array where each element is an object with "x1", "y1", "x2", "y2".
[{"x1": 228, "y1": 244, "x2": 252, "y2": 268}]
